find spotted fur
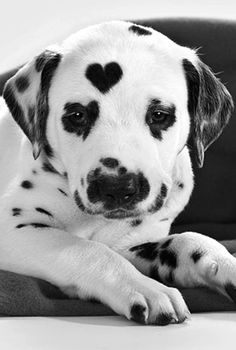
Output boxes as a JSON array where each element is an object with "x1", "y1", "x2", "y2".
[
  {"x1": 15, "y1": 76, "x2": 30, "y2": 93},
  {"x1": 85, "y1": 62, "x2": 123, "y2": 94},
  {"x1": 0, "y1": 20, "x2": 234, "y2": 325},
  {"x1": 129, "y1": 24, "x2": 152, "y2": 36}
]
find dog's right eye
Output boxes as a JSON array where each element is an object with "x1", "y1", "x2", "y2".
[
  {"x1": 66, "y1": 111, "x2": 87, "y2": 128},
  {"x1": 62, "y1": 106, "x2": 88, "y2": 133},
  {"x1": 62, "y1": 100, "x2": 99, "y2": 138}
]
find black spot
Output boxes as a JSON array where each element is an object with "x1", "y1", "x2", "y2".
[
  {"x1": 35, "y1": 50, "x2": 58, "y2": 72},
  {"x1": 182, "y1": 59, "x2": 200, "y2": 119},
  {"x1": 30, "y1": 223, "x2": 50, "y2": 228},
  {"x1": 225, "y1": 282, "x2": 236, "y2": 303},
  {"x1": 15, "y1": 75, "x2": 30, "y2": 93},
  {"x1": 191, "y1": 250, "x2": 204, "y2": 263},
  {"x1": 136, "y1": 172, "x2": 150, "y2": 204},
  {"x1": 118, "y1": 167, "x2": 127, "y2": 175},
  {"x1": 160, "y1": 238, "x2": 173, "y2": 249},
  {"x1": 85, "y1": 62, "x2": 123, "y2": 94},
  {"x1": 74, "y1": 190, "x2": 86, "y2": 211},
  {"x1": 21, "y1": 180, "x2": 33, "y2": 189},
  {"x1": 100, "y1": 157, "x2": 119, "y2": 168},
  {"x1": 146, "y1": 99, "x2": 176, "y2": 140},
  {"x1": 165, "y1": 270, "x2": 174, "y2": 284},
  {"x1": 160, "y1": 184, "x2": 168, "y2": 198},
  {"x1": 149, "y1": 266, "x2": 162, "y2": 282},
  {"x1": 16, "y1": 224, "x2": 26, "y2": 229},
  {"x1": 160, "y1": 218, "x2": 169, "y2": 222},
  {"x1": 44, "y1": 142, "x2": 54, "y2": 158},
  {"x1": 63, "y1": 172, "x2": 68, "y2": 178},
  {"x1": 36, "y1": 51, "x2": 61, "y2": 153},
  {"x1": 148, "y1": 183, "x2": 167, "y2": 213},
  {"x1": 35, "y1": 52, "x2": 47, "y2": 72},
  {"x1": 159, "y1": 249, "x2": 177, "y2": 268},
  {"x1": 12, "y1": 208, "x2": 22, "y2": 216},
  {"x1": 32, "y1": 169, "x2": 37, "y2": 175},
  {"x1": 28, "y1": 105, "x2": 35, "y2": 124},
  {"x1": 3, "y1": 85, "x2": 32, "y2": 142},
  {"x1": 130, "y1": 219, "x2": 142, "y2": 227},
  {"x1": 129, "y1": 24, "x2": 152, "y2": 36},
  {"x1": 130, "y1": 242, "x2": 159, "y2": 261},
  {"x1": 16, "y1": 222, "x2": 50, "y2": 229},
  {"x1": 58, "y1": 188, "x2": 68, "y2": 196},
  {"x1": 177, "y1": 182, "x2": 184, "y2": 189},
  {"x1": 130, "y1": 303, "x2": 147, "y2": 324},
  {"x1": 62, "y1": 101, "x2": 99, "y2": 140},
  {"x1": 149, "y1": 196, "x2": 163, "y2": 213},
  {"x1": 156, "y1": 313, "x2": 174, "y2": 326},
  {"x1": 42, "y1": 162, "x2": 59, "y2": 174},
  {"x1": 35, "y1": 207, "x2": 53, "y2": 217}
]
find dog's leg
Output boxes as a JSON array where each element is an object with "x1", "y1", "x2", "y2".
[
  {"x1": 0, "y1": 224, "x2": 190, "y2": 325},
  {"x1": 125, "y1": 232, "x2": 236, "y2": 301}
]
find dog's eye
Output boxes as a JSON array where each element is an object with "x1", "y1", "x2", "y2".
[
  {"x1": 145, "y1": 100, "x2": 176, "y2": 138},
  {"x1": 149, "y1": 110, "x2": 170, "y2": 124},
  {"x1": 66, "y1": 111, "x2": 87, "y2": 128}
]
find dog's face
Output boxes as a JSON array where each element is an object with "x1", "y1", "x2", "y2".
[{"x1": 3, "y1": 21, "x2": 233, "y2": 220}]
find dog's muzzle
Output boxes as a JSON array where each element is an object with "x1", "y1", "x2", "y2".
[{"x1": 87, "y1": 171, "x2": 150, "y2": 211}]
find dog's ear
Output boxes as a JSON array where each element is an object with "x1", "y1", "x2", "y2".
[
  {"x1": 3, "y1": 50, "x2": 62, "y2": 159},
  {"x1": 183, "y1": 57, "x2": 234, "y2": 167}
]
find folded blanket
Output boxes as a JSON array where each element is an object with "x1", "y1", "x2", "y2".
[{"x1": 1, "y1": 239, "x2": 236, "y2": 317}]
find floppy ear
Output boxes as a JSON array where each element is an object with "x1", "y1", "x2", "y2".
[
  {"x1": 183, "y1": 57, "x2": 234, "y2": 167},
  {"x1": 3, "y1": 50, "x2": 62, "y2": 159}
]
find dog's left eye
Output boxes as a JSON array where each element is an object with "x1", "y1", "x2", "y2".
[
  {"x1": 148, "y1": 110, "x2": 170, "y2": 124},
  {"x1": 146, "y1": 103, "x2": 176, "y2": 138}
]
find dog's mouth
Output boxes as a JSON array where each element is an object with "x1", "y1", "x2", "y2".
[
  {"x1": 103, "y1": 209, "x2": 139, "y2": 220},
  {"x1": 74, "y1": 190, "x2": 139, "y2": 219}
]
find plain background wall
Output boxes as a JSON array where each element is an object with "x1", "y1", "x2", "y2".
[{"x1": 0, "y1": 0, "x2": 236, "y2": 72}]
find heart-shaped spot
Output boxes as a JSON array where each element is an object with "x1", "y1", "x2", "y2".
[{"x1": 85, "y1": 62, "x2": 123, "y2": 94}]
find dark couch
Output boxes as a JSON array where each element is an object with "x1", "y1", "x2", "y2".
[{"x1": 0, "y1": 18, "x2": 236, "y2": 316}]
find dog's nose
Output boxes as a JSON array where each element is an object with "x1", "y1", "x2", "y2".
[
  {"x1": 100, "y1": 174, "x2": 137, "y2": 209},
  {"x1": 87, "y1": 172, "x2": 149, "y2": 210}
]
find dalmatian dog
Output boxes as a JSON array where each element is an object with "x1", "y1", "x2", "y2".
[{"x1": 0, "y1": 20, "x2": 235, "y2": 325}]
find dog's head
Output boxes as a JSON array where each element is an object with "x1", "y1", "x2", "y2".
[{"x1": 3, "y1": 21, "x2": 233, "y2": 220}]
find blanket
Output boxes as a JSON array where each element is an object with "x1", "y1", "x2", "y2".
[{"x1": 0, "y1": 239, "x2": 236, "y2": 316}]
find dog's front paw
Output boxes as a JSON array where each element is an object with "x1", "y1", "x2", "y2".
[{"x1": 121, "y1": 275, "x2": 190, "y2": 325}]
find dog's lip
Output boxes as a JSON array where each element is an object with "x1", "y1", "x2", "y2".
[
  {"x1": 103, "y1": 209, "x2": 139, "y2": 219},
  {"x1": 74, "y1": 190, "x2": 140, "y2": 219}
]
